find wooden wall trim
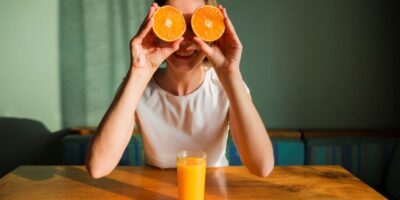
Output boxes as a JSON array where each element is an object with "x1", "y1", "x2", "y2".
[
  {"x1": 268, "y1": 130, "x2": 302, "y2": 139},
  {"x1": 68, "y1": 127, "x2": 400, "y2": 139},
  {"x1": 302, "y1": 130, "x2": 400, "y2": 138}
]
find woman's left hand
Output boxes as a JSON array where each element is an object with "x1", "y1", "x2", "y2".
[{"x1": 193, "y1": 5, "x2": 242, "y2": 76}]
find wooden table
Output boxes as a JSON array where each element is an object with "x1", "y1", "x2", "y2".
[{"x1": 0, "y1": 165, "x2": 386, "y2": 200}]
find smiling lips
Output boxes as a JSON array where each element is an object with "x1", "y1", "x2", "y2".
[{"x1": 175, "y1": 50, "x2": 196, "y2": 57}]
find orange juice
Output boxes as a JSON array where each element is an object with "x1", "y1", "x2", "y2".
[{"x1": 177, "y1": 152, "x2": 206, "y2": 200}]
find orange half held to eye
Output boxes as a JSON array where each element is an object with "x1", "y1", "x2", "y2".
[
  {"x1": 152, "y1": 6, "x2": 186, "y2": 42},
  {"x1": 191, "y1": 5, "x2": 225, "y2": 42}
]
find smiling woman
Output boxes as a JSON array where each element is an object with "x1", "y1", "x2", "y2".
[{"x1": 85, "y1": 0, "x2": 274, "y2": 179}]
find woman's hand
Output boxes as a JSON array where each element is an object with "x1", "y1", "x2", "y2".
[
  {"x1": 130, "y1": 3, "x2": 183, "y2": 79},
  {"x1": 193, "y1": 5, "x2": 242, "y2": 76}
]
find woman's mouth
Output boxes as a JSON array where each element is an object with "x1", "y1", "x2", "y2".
[{"x1": 174, "y1": 50, "x2": 197, "y2": 59}]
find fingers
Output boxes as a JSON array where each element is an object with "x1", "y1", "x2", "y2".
[
  {"x1": 145, "y1": 3, "x2": 154, "y2": 20},
  {"x1": 162, "y1": 37, "x2": 184, "y2": 57},
  {"x1": 134, "y1": 17, "x2": 154, "y2": 42},
  {"x1": 172, "y1": 37, "x2": 184, "y2": 50},
  {"x1": 145, "y1": 3, "x2": 159, "y2": 21},
  {"x1": 139, "y1": 4, "x2": 156, "y2": 30},
  {"x1": 219, "y1": 5, "x2": 241, "y2": 43},
  {"x1": 134, "y1": 4, "x2": 157, "y2": 42},
  {"x1": 147, "y1": 3, "x2": 159, "y2": 20},
  {"x1": 153, "y1": 3, "x2": 160, "y2": 10}
]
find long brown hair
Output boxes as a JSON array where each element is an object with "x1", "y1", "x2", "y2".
[{"x1": 154, "y1": 0, "x2": 217, "y2": 6}]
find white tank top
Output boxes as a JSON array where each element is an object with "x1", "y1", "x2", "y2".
[{"x1": 136, "y1": 68, "x2": 230, "y2": 168}]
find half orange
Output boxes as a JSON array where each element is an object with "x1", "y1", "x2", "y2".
[
  {"x1": 152, "y1": 6, "x2": 186, "y2": 42},
  {"x1": 191, "y1": 5, "x2": 225, "y2": 42}
]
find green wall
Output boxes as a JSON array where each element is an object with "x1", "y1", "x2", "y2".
[
  {"x1": 0, "y1": 0, "x2": 398, "y2": 130},
  {"x1": 0, "y1": 0, "x2": 61, "y2": 131},
  {"x1": 221, "y1": 0, "x2": 399, "y2": 129}
]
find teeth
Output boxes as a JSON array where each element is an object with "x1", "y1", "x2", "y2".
[{"x1": 176, "y1": 50, "x2": 195, "y2": 57}]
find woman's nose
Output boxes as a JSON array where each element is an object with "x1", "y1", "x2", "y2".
[
  {"x1": 183, "y1": 23, "x2": 195, "y2": 39},
  {"x1": 179, "y1": 38, "x2": 192, "y2": 49}
]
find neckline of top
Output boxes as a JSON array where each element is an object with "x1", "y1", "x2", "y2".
[{"x1": 151, "y1": 67, "x2": 211, "y2": 98}]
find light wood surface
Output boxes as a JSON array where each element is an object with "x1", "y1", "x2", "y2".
[{"x1": 0, "y1": 166, "x2": 386, "y2": 200}]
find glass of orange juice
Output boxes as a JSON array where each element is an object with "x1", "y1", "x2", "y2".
[{"x1": 177, "y1": 150, "x2": 207, "y2": 200}]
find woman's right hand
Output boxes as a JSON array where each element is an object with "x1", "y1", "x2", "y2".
[{"x1": 130, "y1": 3, "x2": 183, "y2": 79}]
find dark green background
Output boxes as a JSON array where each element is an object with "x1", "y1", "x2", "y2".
[{"x1": 219, "y1": 0, "x2": 399, "y2": 129}]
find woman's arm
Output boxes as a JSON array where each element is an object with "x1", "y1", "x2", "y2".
[
  {"x1": 85, "y1": 70, "x2": 149, "y2": 179},
  {"x1": 220, "y1": 71, "x2": 274, "y2": 177},
  {"x1": 85, "y1": 3, "x2": 182, "y2": 178},
  {"x1": 193, "y1": 5, "x2": 274, "y2": 177}
]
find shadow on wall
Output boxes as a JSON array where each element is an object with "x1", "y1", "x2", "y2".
[{"x1": 0, "y1": 117, "x2": 68, "y2": 177}]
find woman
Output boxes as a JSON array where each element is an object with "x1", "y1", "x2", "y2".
[{"x1": 86, "y1": 0, "x2": 274, "y2": 178}]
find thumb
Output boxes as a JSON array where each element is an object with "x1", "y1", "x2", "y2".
[
  {"x1": 193, "y1": 36, "x2": 214, "y2": 57},
  {"x1": 161, "y1": 37, "x2": 184, "y2": 57}
]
